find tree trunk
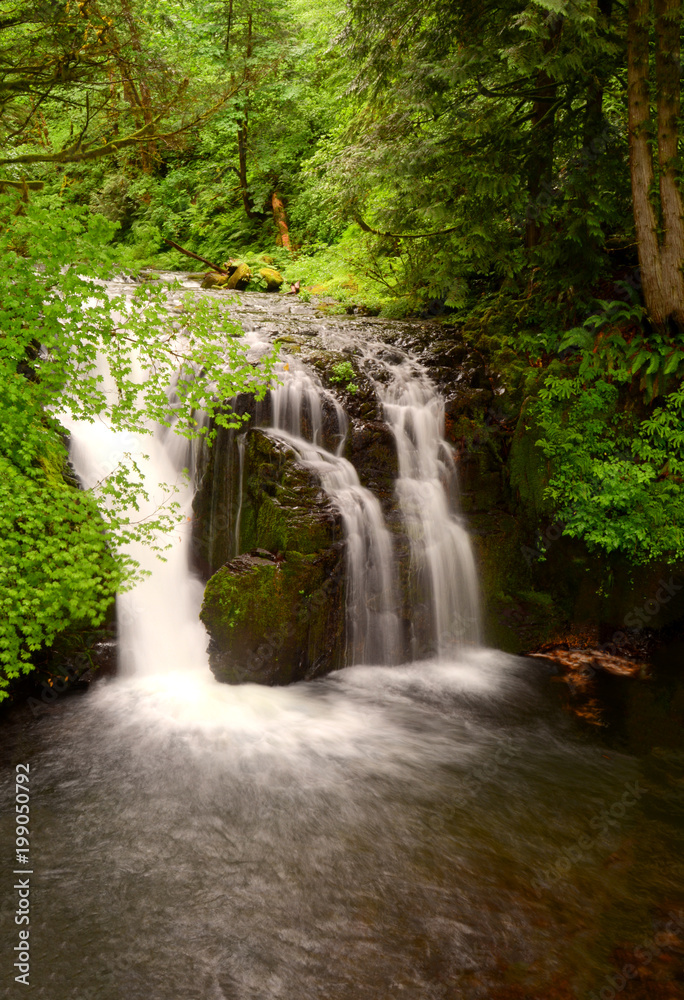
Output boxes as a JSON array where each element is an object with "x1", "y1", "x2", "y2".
[
  {"x1": 628, "y1": 0, "x2": 684, "y2": 327},
  {"x1": 225, "y1": 0, "x2": 233, "y2": 52},
  {"x1": 271, "y1": 191, "x2": 291, "y2": 250},
  {"x1": 237, "y1": 123, "x2": 256, "y2": 217},
  {"x1": 655, "y1": 0, "x2": 684, "y2": 324},
  {"x1": 236, "y1": 13, "x2": 255, "y2": 218},
  {"x1": 525, "y1": 15, "x2": 563, "y2": 248},
  {"x1": 583, "y1": 0, "x2": 612, "y2": 149},
  {"x1": 118, "y1": 0, "x2": 156, "y2": 170}
]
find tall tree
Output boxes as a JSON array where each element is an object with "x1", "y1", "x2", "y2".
[{"x1": 628, "y1": 0, "x2": 684, "y2": 329}]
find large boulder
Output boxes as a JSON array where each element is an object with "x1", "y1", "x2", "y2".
[
  {"x1": 200, "y1": 549, "x2": 344, "y2": 685},
  {"x1": 195, "y1": 428, "x2": 346, "y2": 685}
]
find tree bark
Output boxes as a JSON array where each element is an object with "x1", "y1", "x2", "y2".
[
  {"x1": 271, "y1": 191, "x2": 291, "y2": 250},
  {"x1": 655, "y1": 0, "x2": 684, "y2": 323},
  {"x1": 162, "y1": 239, "x2": 228, "y2": 273},
  {"x1": 225, "y1": 0, "x2": 233, "y2": 52},
  {"x1": 237, "y1": 123, "x2": 256, "y2": 217},
  {"x1": 117, "y1": 0, "x2": 156, "y2": 170},
  {"x1": 628, "y1": 0, "x2": 684, "y2": 327}
]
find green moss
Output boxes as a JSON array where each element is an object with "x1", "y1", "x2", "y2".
[
  {"x1": 255, "y1": 495, "x2": 290, "y2": 552},
  {"x1": 509, "y1": 402, "x2": 552, "y2": 519},
  {"x1": 201, "y1": 549, "x2": 345, "y2": 686}
]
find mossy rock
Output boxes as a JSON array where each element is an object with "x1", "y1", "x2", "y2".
[
  {"x1": 201, "y1": 550, "x2": 345, "y2": 685},
  {"x1": 509, "y1": 400, "x2": 553, "y2": 520},
  {"x1": 259, "y1": 267, "x2": 284, "y2": 292},
  {"x1": 192, "y1": 428, "x2": 341, "y2": 577},
  {"x1": 201, "y1": 271, "x2": 230, "y2": 289},
  {"x1": 226, "y1": 263, "x2": 252, "y2": 290}
]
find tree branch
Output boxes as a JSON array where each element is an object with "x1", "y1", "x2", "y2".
[
  {"x1": 353, "y1": 213, "x2": 459, "y2": 239},
  {"x1": 0, "y1": 85, "x2": 242, "y2": 165},
  {"x1": 162, "y1": 239, "x2": 227, "y2": 273}
]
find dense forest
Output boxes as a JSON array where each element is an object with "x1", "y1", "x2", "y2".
[{"x1": 1, "y1": 0, "x2": 684, "y2": 695}]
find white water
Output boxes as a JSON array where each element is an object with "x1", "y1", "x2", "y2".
[
  {"x1": 269, "y1": 356, "x2": 401, "y2": 665},
  {"x1": 62, "y1": 393, "x2": 209, "y2": 680},
  {"x1": 62, "y1": 283, "x2": 479, "y2": 684},
  {"x1": 380, "y1": 359, "x2": 480, "y2": 653},
  {"x1": 234, "y1": 431, "x2": 246, "y2": 556}
]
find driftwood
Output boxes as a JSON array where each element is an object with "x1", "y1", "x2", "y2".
[{"x1": 162, "y1": 238, "x2": 227, "y2": 274}]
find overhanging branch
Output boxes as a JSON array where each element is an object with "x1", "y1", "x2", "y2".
[
  {"x1": 0, "y1": 84, "x2": 243, "y2": 166},
  {"x1": 354, "y1": 213, "x2": 459, "y2": 239}
]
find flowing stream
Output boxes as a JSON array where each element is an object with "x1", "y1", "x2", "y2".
[{"x1": 1, "y1": 279, "x2": 683, "y2": 1000}]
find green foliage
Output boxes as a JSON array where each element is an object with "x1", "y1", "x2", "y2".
[
  {"x1": 2, "y1": 0, "x2": 682, "y2": 630},
  {"x1": 329, "y1": 361, "x2": 359, "y2": 394},
  {"x1": 559, "y1": 298, "x2": 684, "y2": 403},
  {"x1": 533, "y1": 342, "x2": 684, "y2": 564},
  {"x1": 0, "y1": 194, "x2": 277, "y2": 697}
]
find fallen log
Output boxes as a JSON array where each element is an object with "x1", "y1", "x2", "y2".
[{"x1": 162, "y1": 238, "x2": 227, "y2": 274}]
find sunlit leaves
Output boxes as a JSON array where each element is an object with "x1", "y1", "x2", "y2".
[{"x1": 0, "y1": 195, "x2": 277, "y2": 696}]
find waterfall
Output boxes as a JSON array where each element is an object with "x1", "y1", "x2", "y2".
[
  {"x1": 234, "y1": 432, "x2": 246, "y2": 556},
  {"x1": 268, "y1": 357, "x2": 402, "y2": 666},
  {"x1": 63, "y1": 403, "x2": 209, "y2": 680},
  {"x1": 380, "y1": 360, "x2": 480, "y2": 653},
  {"x1": 61, "y1": 282, "x2": 479, "y2": 683}
]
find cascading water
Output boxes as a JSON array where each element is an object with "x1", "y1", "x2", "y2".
[
  {"x1": 379, "y1": 359, "x2": 480, "y2": 653},
  {"x1": 65, "y1": 414, "x2": 209, "y2": 679},
  {"x1": 234, "y1": 431, "x2": 246, "y2": 557},
  {"x1": 266, "y1": 355, "x2": 401, "y2": 666}
]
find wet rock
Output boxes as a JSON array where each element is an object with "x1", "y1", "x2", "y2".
[
  {"x1": 528, "y1": 646, "x2": 648, "y2": 679},
  {"x1": 201, "y1": 271, "x2": 230, "y2": 289},
  {"x1": 200, "y1": 548, "x2": 345, "y2": 686},
  {"x1": 227, "y1": 262, "x2": 252, "y2": 290},
  {"x1": 192, "y1": 428, "x2": 339, "y2": 579},
  {"x1": 195, "y1": 426, "x2": 347, "y2": 685},
  {"x1": 347, "y1": 419, "x2": 398, "y2": 500}
]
